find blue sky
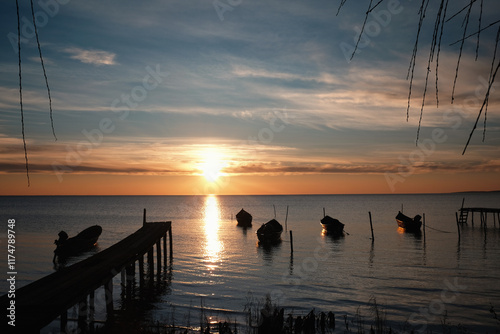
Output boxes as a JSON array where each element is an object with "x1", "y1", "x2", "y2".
[{"x1": 1, "y1": 0, "x2": 500, "y2": 194}]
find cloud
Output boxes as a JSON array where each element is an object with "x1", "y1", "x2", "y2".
[{"x1": 63, "y1": 47, "x2": 117, "y2": 66}]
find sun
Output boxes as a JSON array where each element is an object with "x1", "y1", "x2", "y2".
[{"x1": 199, "y1": 149, "x2": 226, "y2": 183}]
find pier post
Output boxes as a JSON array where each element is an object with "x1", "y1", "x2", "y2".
[
  {"x1": 163, "y1": 233, "x2": 167, "y2": 266},
  {"x1": 89, "y1": 290, "x2": 95, "y2": 331},
  {"x1": 121, "y1": 268, "x2": 126, "y2": 289},
  {"x1": 60, "y1": 310, "x2": 68, "y2": 333},
  {"x1": 148, "y1": 247, "x2": 154, "y2": 278},
  {"x1": 156, "y1": 239, "x2": 161, "y2": 275},
  {"x1": 143, "y1": 208, "x2": 147, "y2": 226},
  {"x1": 289, "y1": 230, "x2": 294, "y2": 253},
  {"x1": 78, "y1": 297, "x2": 88, "y2": 330},
  {"x1": 105, "y1": 279, "x2": 114, "y2": 319},
  {"x1": 169, "y1": 227, "x2": 173, "y2": 258},
  {"x1": 139, "y1": 254, "x2": 145, "y2": 286},
  {"x1": 455, "y1": 212, "x2": 461, "y2": 242}
]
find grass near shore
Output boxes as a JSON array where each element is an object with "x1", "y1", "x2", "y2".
[{"x1": 92, "y1": 295, "x2": 500, "y2": 334}]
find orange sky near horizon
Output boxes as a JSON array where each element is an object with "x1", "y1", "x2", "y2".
[{"x1": 1, "y1": 171, "x2": 499, "y2": 196}]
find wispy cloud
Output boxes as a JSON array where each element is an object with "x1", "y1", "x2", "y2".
[{"x1": 63, "y1": 47, "x2": 117, "y2": 66}]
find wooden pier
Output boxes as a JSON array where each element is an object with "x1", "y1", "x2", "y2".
[
  {"x1": 1, "y1": 209, "x2": 172, "y2": 332},
  {"x1": 458, "y1": 207, "x2": 500, "y2": 227}
]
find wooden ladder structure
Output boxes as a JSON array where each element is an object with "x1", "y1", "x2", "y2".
[{"x1": 458, "y1": 198, "x2": 468, "y2": 224}]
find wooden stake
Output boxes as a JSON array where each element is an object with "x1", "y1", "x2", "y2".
[
  {"x1": 323, "y1": 207, "x2": 326, "y2": 218},
  {"x1": 143, "y1": 208, "x2": 146, "y2": 226},
  {"x1": 455, "y1": 212, "x2": 461, "y2": 242},
  {"x1": 289, "y1": 230, "x2": 294, "y2": 253},
  {"x1": 369, "y1": 211, "x2": 374, "y2": 242},
  {"x1": 285, "y1": 205, "x2": 289, "y2": 232},
  {"x1": 423, "y1": 213, "x2": 426, "y2": 240},
  {"x1": 273, "y1": 204, "x2": 276, "y2": 219}
]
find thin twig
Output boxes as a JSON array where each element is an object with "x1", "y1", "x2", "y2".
[
  {"x1": 449, "y1": 19, "x2": 500, "y2": 46},
  {"x1": 406, "y1": 0, "x2": 429, "y2": 121},
  {"x1": 31, "y1": 0, "x2": 57, "y2": 141},
  {"x1": 350, "y1": 0, "x2": 374, "y2": 61},
  {"x1": 445, "y1": 0, "x2": 478, "y2": 23},
  {"x1": 416, "y1": 0, "x2": 445, "y2": 145},
  {"x1": 16, "y1": 0, "x2": 30, "y2": 187},
  {"x1": 336, "y1": 0, "x2": 349, "y2": 16},
  {"x1": 451, "y1": 1, "x2": 474, "y2": 104},
  {"x1": 476, "y1": 0, "x2": 483, "y2": 61},
  {"x1": 463, "y1": 60, "x2": 500, "y2": 155},
  {"x1": 483, "y1": 26, "x2": 500, "y2": 142},
  {"x1": 435, "y1": 0, "x2": 450, "y2": 108}
]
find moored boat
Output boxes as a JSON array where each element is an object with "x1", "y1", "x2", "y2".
[
  {"x1": 256, "y1": 219, "x2": 283, "y2": 243},
  {"x1": 53, "y1": 225, "x2": 102, "y2": 261},
  {"x1": 236, "y1": 208, "x2": 252, "y2": 227},
  {"x1": 320, "y1": 215, "x2": 345, "y2": 236},
  {"x1": 395, "y1": 211, "x2": 422, "y2": 232}
]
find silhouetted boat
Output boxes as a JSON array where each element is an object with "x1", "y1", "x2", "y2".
[
  {"x1": 53, "y1": 225, "x2": 102, "y2": 261},
  {"x1": 395, "y1": 212, "x2": 422, "y2": 232},
  {"x1": 320, "y1": 215, "x2": 345, "y2": 236},
  {"x1": 236, "y1": 208, "x2": 252, "y2": 227},
  {"x1": 256, "y1": 219, "x2": 283, "y2": 243}
]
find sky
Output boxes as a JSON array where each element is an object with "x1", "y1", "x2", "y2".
[{"x1": 1, "y1": 0, "x2": 500, "y2": 195}]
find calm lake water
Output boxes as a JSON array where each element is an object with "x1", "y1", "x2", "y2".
[{"x1": 1, "y1": 193, "x2": 500, "y2": 333}]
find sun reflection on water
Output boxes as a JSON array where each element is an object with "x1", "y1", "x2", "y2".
[{"x1": 203, "y1": 195, "x2": 224, "y2": 271}]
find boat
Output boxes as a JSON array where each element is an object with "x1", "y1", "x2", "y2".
[
  {"x1": 395, "y1": 211, "x2": 422, "y2": 232},
  {"x1": 53, "y1": 225, "x2": 102, "y2": 261},
  {"x1": 320, "y1": 215, "x2": 345, "y2": 236},
  {"x1": 256, "y1": 219, "x2": 283, "y2": 243},
  {"x1": 236, "y1": 208, "x2": 252, "y2": 227}
]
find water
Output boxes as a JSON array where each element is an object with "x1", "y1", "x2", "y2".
[{"x1": 1, "y1": 193, "x2": 500, "y2": 333}]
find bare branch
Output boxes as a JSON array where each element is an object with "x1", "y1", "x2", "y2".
[
  {"x1": 31, "y1": 0, "x2": 57, "y2": 141},
  {"x1": 350, "y1": 0, "x2": 374, "y2": 61},
  {"x1": 406, "y1": 0, "x2": 430, "y2": 122},
  {"x1": 451, "y1": 1, "x2": 474, "y2": 104}
]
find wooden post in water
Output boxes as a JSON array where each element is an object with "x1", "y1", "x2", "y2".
[
  {"x1": 369, "y1": 211, "x2": 374, "y2": 242},
  {"x1": 105, "y1": 279, "x2": 114, "y2": 319},
  {"x1": 323, "y1": 207, "x2": 326, "y2": 218},
  {"x1": 143, "y1": 208, "x2": 146, "y2": 226},
  {"x1": 148, "y1": 247, "x2": 154, "y2": 278},
  {"x1": 455, "y1": 212, "x2": 461, "y2": 242},
  {"x1": 60, "y1": 310, "x2": 68, "y2": 333},
  {"x1": 285, "y1": 205, "x2": 289, "y2": 232},
  {"x1": 89, "y1": 290, "x2": 95, "y2": 329},
  {"x1": 169, "y1": 227, "x2": 173, "y2": 258},
  {"x1": 163, "y1": 233, "x2": 167, "y2": 267},
  {"x1": 289, "y1": 230, "x2": 294, "y2": 253},
  {"x1": 156, "y1": 239, "x2": 161, "y2": 275},
  {"x1": 78, "y1": 297, "x2": 87, "y2": 330},
  {"x1": 423, "y1": 213, "x2": 426, "y2": 240},
  {"x1": 273, "y1": 204, "x2": 276, "y2": 218},
  {"x1": 138, "y1": 254, "x2": 145, "y2": 286}
]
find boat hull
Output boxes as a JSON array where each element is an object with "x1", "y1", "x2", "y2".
[
  {"x1": 320, "y1": 216, "x2": 345, "y2": 236},
  {"x1": 256, "y1": 219, "x2": 283, "y2": 243},
  {"x1": 54, "y1": 225, "x2": 102, "y2": 258},
  {"x1": 236, "y1": 209, "x2": 252, "y2": 227},
  {"x1": 395, "y1": 212, "x2": 422, "y2": 232}
]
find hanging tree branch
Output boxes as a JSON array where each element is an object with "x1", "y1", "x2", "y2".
[
  {"x1": 406, "y1": 0, "x2": 430, "y2": 122},
  {"x1": 30, "y1": 0, "x2": 56, "y2": 141},
  {"x1": 16, "y1": 0, "x2": 30, "y2": 187},
  {"x1": 416, "y1": 0, "x2": 446, "y2": 145},
  {"x1": 350, "y1": 0, "x2": 374, "y2": 61},
  {"x1": 451, "y1": 1, "x2": 474, "y2": 104}
]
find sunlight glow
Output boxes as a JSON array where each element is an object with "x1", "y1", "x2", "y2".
[
  {"x1": 203, "y1": 195, "x2": 223, "y2": 270},
  {"x1": 198, "y1": 148, "x2": 227, "y2": 183}
]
